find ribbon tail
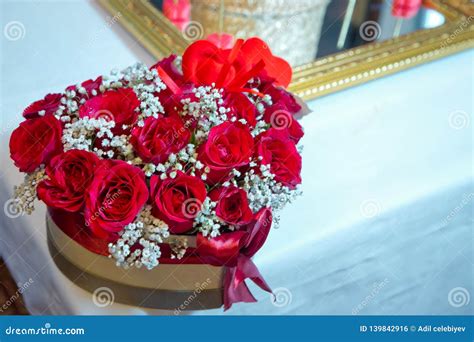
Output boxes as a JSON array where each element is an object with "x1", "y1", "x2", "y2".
[
  {"x1": 223, "y1": 265, "x2": 257, "y2": 311},
  {"x1": 223, "y1": 255, "x2": 272, "y2": 311},
  {"x1": 156, "y1": 66, "x2": 181, "y2": 95},
  {"x1": 227, "y1": 60, "x2": 265, "y2": 90},
  {"x1": 216, "y1": 38, "x2": 244, "y2": 88}
]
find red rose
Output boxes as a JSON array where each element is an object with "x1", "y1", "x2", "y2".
[
  {"x1": 209, "y1": 186, "x2": 253, "y2": 227},
  {"x1": 9, "y1": 115, "x2": 63, "y2": 172},
  {"x1": 150, "y1": 171, "x2": 207, "y2": 233},
  {"x1": 262, "y1": 82, "x2": 303, "y2": 143},
  {"x1": 130, "y1": 116, "x2": 190, "y2": 164},
  {"x1": 79, "y1": 88, "x2": 139, "y2": 134},
  {"x1": 37, "y1": 150, "x2": 100, "y2": 212},
  {"x1": 256, "y1": 128, "x2": 302, "y2": 189},
  {"x1": 23, "y1": 93, "x2": 62, "y2": 119},
  {"x1": 198, "y1": 122, "x2": 254, "y2": 185},
  {"x1": 223, "y1": 92, "x2": 257, "y2": 127},
  {"x1": 158, "y1": 83, "x2": 197, "y2": 121},
  {"x1": 84, "y1": 160, "x2": 148, "y2": 239},
  {"x1": 66, "y1": 76, "x2": 102, "y2": 98},
  {"x1": 265, "y1": 107, "x2": 304, "y2": 144}
]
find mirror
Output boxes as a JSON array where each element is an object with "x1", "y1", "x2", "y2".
[
  {"x1": 149, "y1": 0, "x2": 445, "y2": 66},
  {"x1": 98, "y1": 0, "x2": 473, "y2": 99}
]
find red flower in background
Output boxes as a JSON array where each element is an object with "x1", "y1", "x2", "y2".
[
  {"x1": 130, "y1": 116, "x2": 191, "y2": 164},
  {"x1": 392, "y1": 0, "x2": 422, "y2": 18},
  {"x1": 256, "y1": 128, "x2": 302, "y2": 189},
  {"x1": 79, "y1": 88, "x2": 139, "y2": 134},
  {"x1": 9, "y1": 115, "x2": 63, "y2": 172},
  {"x1": 37, "y1": 150, "x2": 100, "y2": 212},
  {"x1": 198, "y1": 122, "x2": 254, "y2": 185},
  {"x1": 210, "y1": 186, "x2": 254, "y2": 227},
  {"x1": 23, "y1": 93, "x2": 62, "y2": 119},
  {"x1": 150, "y1": 171, "x2": 207, "y2": 233},
  {"x1": 84, "y1": 160, "x2": 148, "y2": 239},
  {"x1": 207, "y1": 33, "x2": 235, "y2": 49}
]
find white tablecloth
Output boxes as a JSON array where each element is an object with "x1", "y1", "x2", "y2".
[{"x1": 1, "y1": 0, "x2": 472, "y2": 315}]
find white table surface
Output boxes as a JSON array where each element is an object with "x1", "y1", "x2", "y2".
[{"x1": 0, "y1": 0, "x2": 472, "y2": 315}]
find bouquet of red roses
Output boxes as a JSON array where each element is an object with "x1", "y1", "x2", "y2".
[{"x1": 9, "y1": 37, "x2": 305, "y2": 310}]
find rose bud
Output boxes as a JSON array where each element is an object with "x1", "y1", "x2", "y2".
[
  {"x1": 223, "y1": 92, "x2": 257, "y2": 127},
  {"x1": 66, "y1": 76, "x2": 103, "y2": 99},
  {"x1": 261, "y1": 80, "x2": 304, "y2": 144},
  {"x1": 256, "y1": 128, "x2": 302, "y2": 189},
  {"x1": 22, "y1": 93, "x2": 62, "y2": 119},
  {"x1": 209, "y1": 186, "x2": 253, "y2": 227}
]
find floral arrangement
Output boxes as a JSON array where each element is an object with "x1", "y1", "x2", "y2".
[{"x1": 9, "y1": 37, "x2": 305, "y2": 309}]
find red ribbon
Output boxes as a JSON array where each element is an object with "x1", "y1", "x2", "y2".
[
  {"x1": 196, "y1": 208, "x2": 273, "y2": 310},
  {"x1": 48, "y1": 207, "x2": 111, "y2": 256}
]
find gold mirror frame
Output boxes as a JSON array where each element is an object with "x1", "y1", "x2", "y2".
[{"x1": 99, "y1": 0, "x2": 473, "y2": 100}]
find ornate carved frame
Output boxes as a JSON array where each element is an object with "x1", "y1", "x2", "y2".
[{"x1": 99, "y1": 0, "x2": 473, "y2": 100}]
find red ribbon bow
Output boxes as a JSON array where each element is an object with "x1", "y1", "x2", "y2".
[{"x1": 196, "y1": 208, "x2": 273, "y2": 310}]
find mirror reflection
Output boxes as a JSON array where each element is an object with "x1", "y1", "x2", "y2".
[{"x1": 151, "y1": 0, "x2": 445, "y2": 66}]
